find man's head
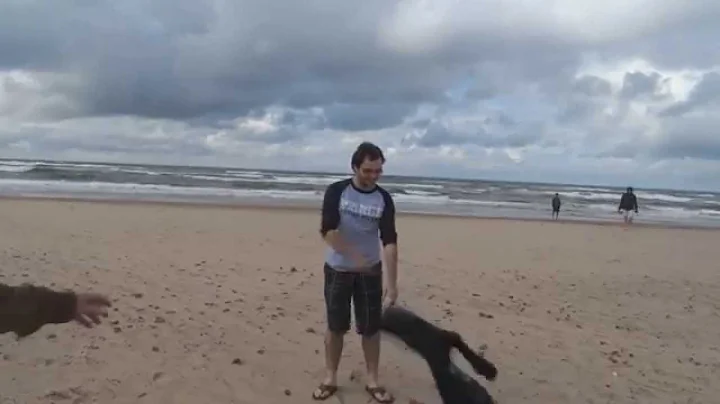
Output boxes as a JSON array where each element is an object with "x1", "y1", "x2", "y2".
[
  {"x1": 351, "y1": 142, "x2": 385, "y2": 189},
  {"x1": 627, "y1": 187, "x2": 634, "y2": 193}
]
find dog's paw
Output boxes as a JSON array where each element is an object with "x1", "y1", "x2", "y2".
[{"x1": 486, "y1": 365, "x2": 498, "y2": 381}]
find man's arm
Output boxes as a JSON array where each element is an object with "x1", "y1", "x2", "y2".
[
  {"x1": 633, "y1": 195, "x2": 639, "y2": 212},
  {"x1": 0, "y1": 283, "x2": 77, "y2": 337},
  {"x1": 379, "y1": 190, "x2": 398, "y2": 292},
  {"x1": 320, "y1": 181, "x2": 358, "y2": 258}
]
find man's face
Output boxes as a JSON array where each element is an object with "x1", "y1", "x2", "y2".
[{"x1": 353, "y1": 158, "x2": 383, "y2": 188}]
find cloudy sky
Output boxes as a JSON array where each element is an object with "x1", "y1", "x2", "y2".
[{"x1": 1, "y1": 1, "x2": 720, "y2": 190}]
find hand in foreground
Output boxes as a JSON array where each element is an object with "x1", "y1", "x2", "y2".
[
  {"x1": 74, "y1": 293, "x2": 112, "y2": 328},
  {"x1": 383, "y1": 286, "x2": 398, "y2": 309}
]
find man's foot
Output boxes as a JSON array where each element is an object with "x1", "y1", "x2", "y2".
[
  {"x1": 311, "y1": 383, "x2": 338, "y2": 401},
  {"x1": 365, "y1": 385, "x2": 394, "y2": 403}
]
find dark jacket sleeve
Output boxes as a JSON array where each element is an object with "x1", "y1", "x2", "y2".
[
  {"x1": 632, "y1": 195, "x2": 639, "y2": 211},
  {"x1": 320, "y1": 180, "x2": 346, "y2": 237},
  {"x1": 0, "y1": 283, "x2": 77, "y2": 337},
  {"x1": 378, "y1": 188, "x2": 398, "y2": 246},
  {"x1": 618, "y1": 194, "x2": 627, "y2": 210}
]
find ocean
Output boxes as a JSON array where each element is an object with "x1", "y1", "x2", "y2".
[{"x1": 1, "y1": 159, "x2": 719, "y2": 228}]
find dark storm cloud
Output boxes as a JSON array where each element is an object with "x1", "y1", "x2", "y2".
[
  {"x1": 572, "y1": 76, "x2": 613, "y2": 97},
  {"x1": 595, "y1": 112, "x2": 720, "y2": 162},
  {"x1": 484, "y1": 112, "x2": 515, "y2": 127},
  {"x1": 600, "y1": 4, "x2": 720, "y2": 71},
  {"x1": 0, "y1": 0, "x2": 586, "y2": 126},
  {"x1": 323, "y1": 103, "x2": 418, "y2": 131},
  {"x1": 619, "y1": 71, "x2": 666, "y2": 99},
  {"x1": 555, "y1": 75, "x2": 613, "y2": 124},
  {"x1": 412, "y1": 118, "x2": 538, "y2": 149},
  {"x1": 660, "y1": 72, "x2": 720, "y2": 117},
  {"x1": 651, "y1": 115, "x2": 720, "y2": 160}
]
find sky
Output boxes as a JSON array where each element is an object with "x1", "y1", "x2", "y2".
[{"x1": 1, "y1": 1, "x2": 720, "y2": 191}]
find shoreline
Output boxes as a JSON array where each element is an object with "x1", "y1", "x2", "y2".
[{"x1": 3, "y1": 194, "x2": 719, "y2": 232}]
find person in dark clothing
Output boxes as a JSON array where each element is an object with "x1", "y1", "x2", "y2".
[
  {"x1": 0, "y1": 283, "x2": 111, "y2": 338},
  {"x1": 380, "y1": 306, "x2": 498, "y2": 404},
  {"x1": 551, "y1": 193, "x2": 561, "y2": 220},
  {"x1": 618, "y1": 187, "x2": 639, "y2": 224}
]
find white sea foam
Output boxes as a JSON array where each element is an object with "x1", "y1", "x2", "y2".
[
  {"x1": 403, "y1": 189, "x2": 442, "y2": 197},
  {"x1": 0, "y1": 164, "x2": 34, "y2": 173},
  {"x1": 635, "y1": 192, "x2": 692, "y2": 203},
  {"x1": 382, "y1": 182, "x2": 444, "y2": 190},
  {"x1": 0, "y1": 179, "x2": 322, "y2": 200}
]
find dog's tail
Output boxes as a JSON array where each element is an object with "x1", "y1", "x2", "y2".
[{"x1": 445, "y1": 331, "x2": 498, "y2": 381}]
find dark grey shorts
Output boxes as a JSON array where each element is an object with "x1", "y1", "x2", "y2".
[{"x1": 323, "y1": 262, "x2": 383, "y2": 336}]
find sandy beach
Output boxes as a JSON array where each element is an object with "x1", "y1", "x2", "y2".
[{"x1": 1, "y1": 198, "x2": 718, "y2": 404}]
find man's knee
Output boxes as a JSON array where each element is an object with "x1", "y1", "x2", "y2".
[
  {"x1": 357, "y1": 324, "x2": 381, "y2": 338},
  {"x1": 325, "y1": 328, "x2": 347, "y2": 342},
  {"x1": 356, "y1": 309, "x2": 382, "y2": 337},
  {"x1": 327, "y1": 312, "x2": 351, "y2": 334}
]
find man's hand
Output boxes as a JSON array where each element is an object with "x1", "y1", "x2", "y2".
[
  {"x1": 74, "y1": 293, "x2": 111, "y2": 328},
  {"x1": 383, "y1": 285, "x2": 398, "y2": 309},
  {"x1": 324, "y1": 231, "x2": 371, "y2": 268},
  {"x1": 350, "y1": 250, "x2": 372, "y2": 268}
]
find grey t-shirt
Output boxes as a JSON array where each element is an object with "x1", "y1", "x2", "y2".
[{"x1": 320, "y1": 178, "x2": 397, "y2": 272}]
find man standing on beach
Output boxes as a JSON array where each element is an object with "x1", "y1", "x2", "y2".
[
  {"x1": 618, "y1": 187, "x2": 639, "y2": 224},
  {"x1": 313, "y1": 142, "x2": 398, "y2": 403},
  {"x1": 551, "y1": 193, "x2": 561, "y2": 220}
]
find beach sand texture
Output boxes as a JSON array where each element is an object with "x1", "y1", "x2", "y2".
[{"x1": 0, "y1": 199, "x2": 718, "y2": 404}]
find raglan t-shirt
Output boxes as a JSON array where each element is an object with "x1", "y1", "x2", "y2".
[{"x1": 320, "y1": 178, "x2": 397, "y2": 272}]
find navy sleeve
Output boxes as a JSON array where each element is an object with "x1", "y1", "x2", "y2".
[
  {"x1": 320, "y1": 180, "x2": 346, "y2": 237},
  {"x1": 378, "y1": 188, "x2": 398, "y2": 246},
  {"x1": 0, "y1": 283, "x2": 77, "y2": 337}
]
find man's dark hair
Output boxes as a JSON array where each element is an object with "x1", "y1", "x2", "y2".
[{"x1": 351, "y1": 142, "x2": 385, "y2": 169}]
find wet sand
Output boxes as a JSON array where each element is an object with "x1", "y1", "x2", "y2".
[{"x1": 0, "y1": 198, "x2": 718, "y2": 403}]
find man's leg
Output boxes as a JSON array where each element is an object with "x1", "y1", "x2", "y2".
[
  {"x1": 314, "y1": 265, "x2": 352, "y2": 400},
  {"x1": 354, "y1": 272, "x2": 394, "y2": 403},
  {"x1": 323, "y1": 331, "x2": 344, "y2": 386}
]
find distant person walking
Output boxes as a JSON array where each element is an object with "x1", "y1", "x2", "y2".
[
  {"x1": 551, "y1": 193, "x2": 561, "y2": 220},
  {"x1": 618, "y1": 187, "x2": 639, "y2": 224}
]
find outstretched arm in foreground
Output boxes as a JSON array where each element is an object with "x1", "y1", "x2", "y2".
[{"x1": 0, "y1": 283, "x2": 111, "y2": 338}]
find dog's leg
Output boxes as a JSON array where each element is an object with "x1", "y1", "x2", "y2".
[{"x1": 445, "y1": 331, "x2": 498, "y2": 380}]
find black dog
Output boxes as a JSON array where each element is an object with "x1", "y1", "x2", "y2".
[{"x1": 380, "y1": 305, "x2": 498, "y2": 404}]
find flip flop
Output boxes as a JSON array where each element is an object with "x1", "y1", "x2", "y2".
[
  {"x1": 312, "y1": 384, "x2": 338, "y2": 401},
  {"x1": 365, "y1": 385, "x2": 395, "y2": 404}
]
